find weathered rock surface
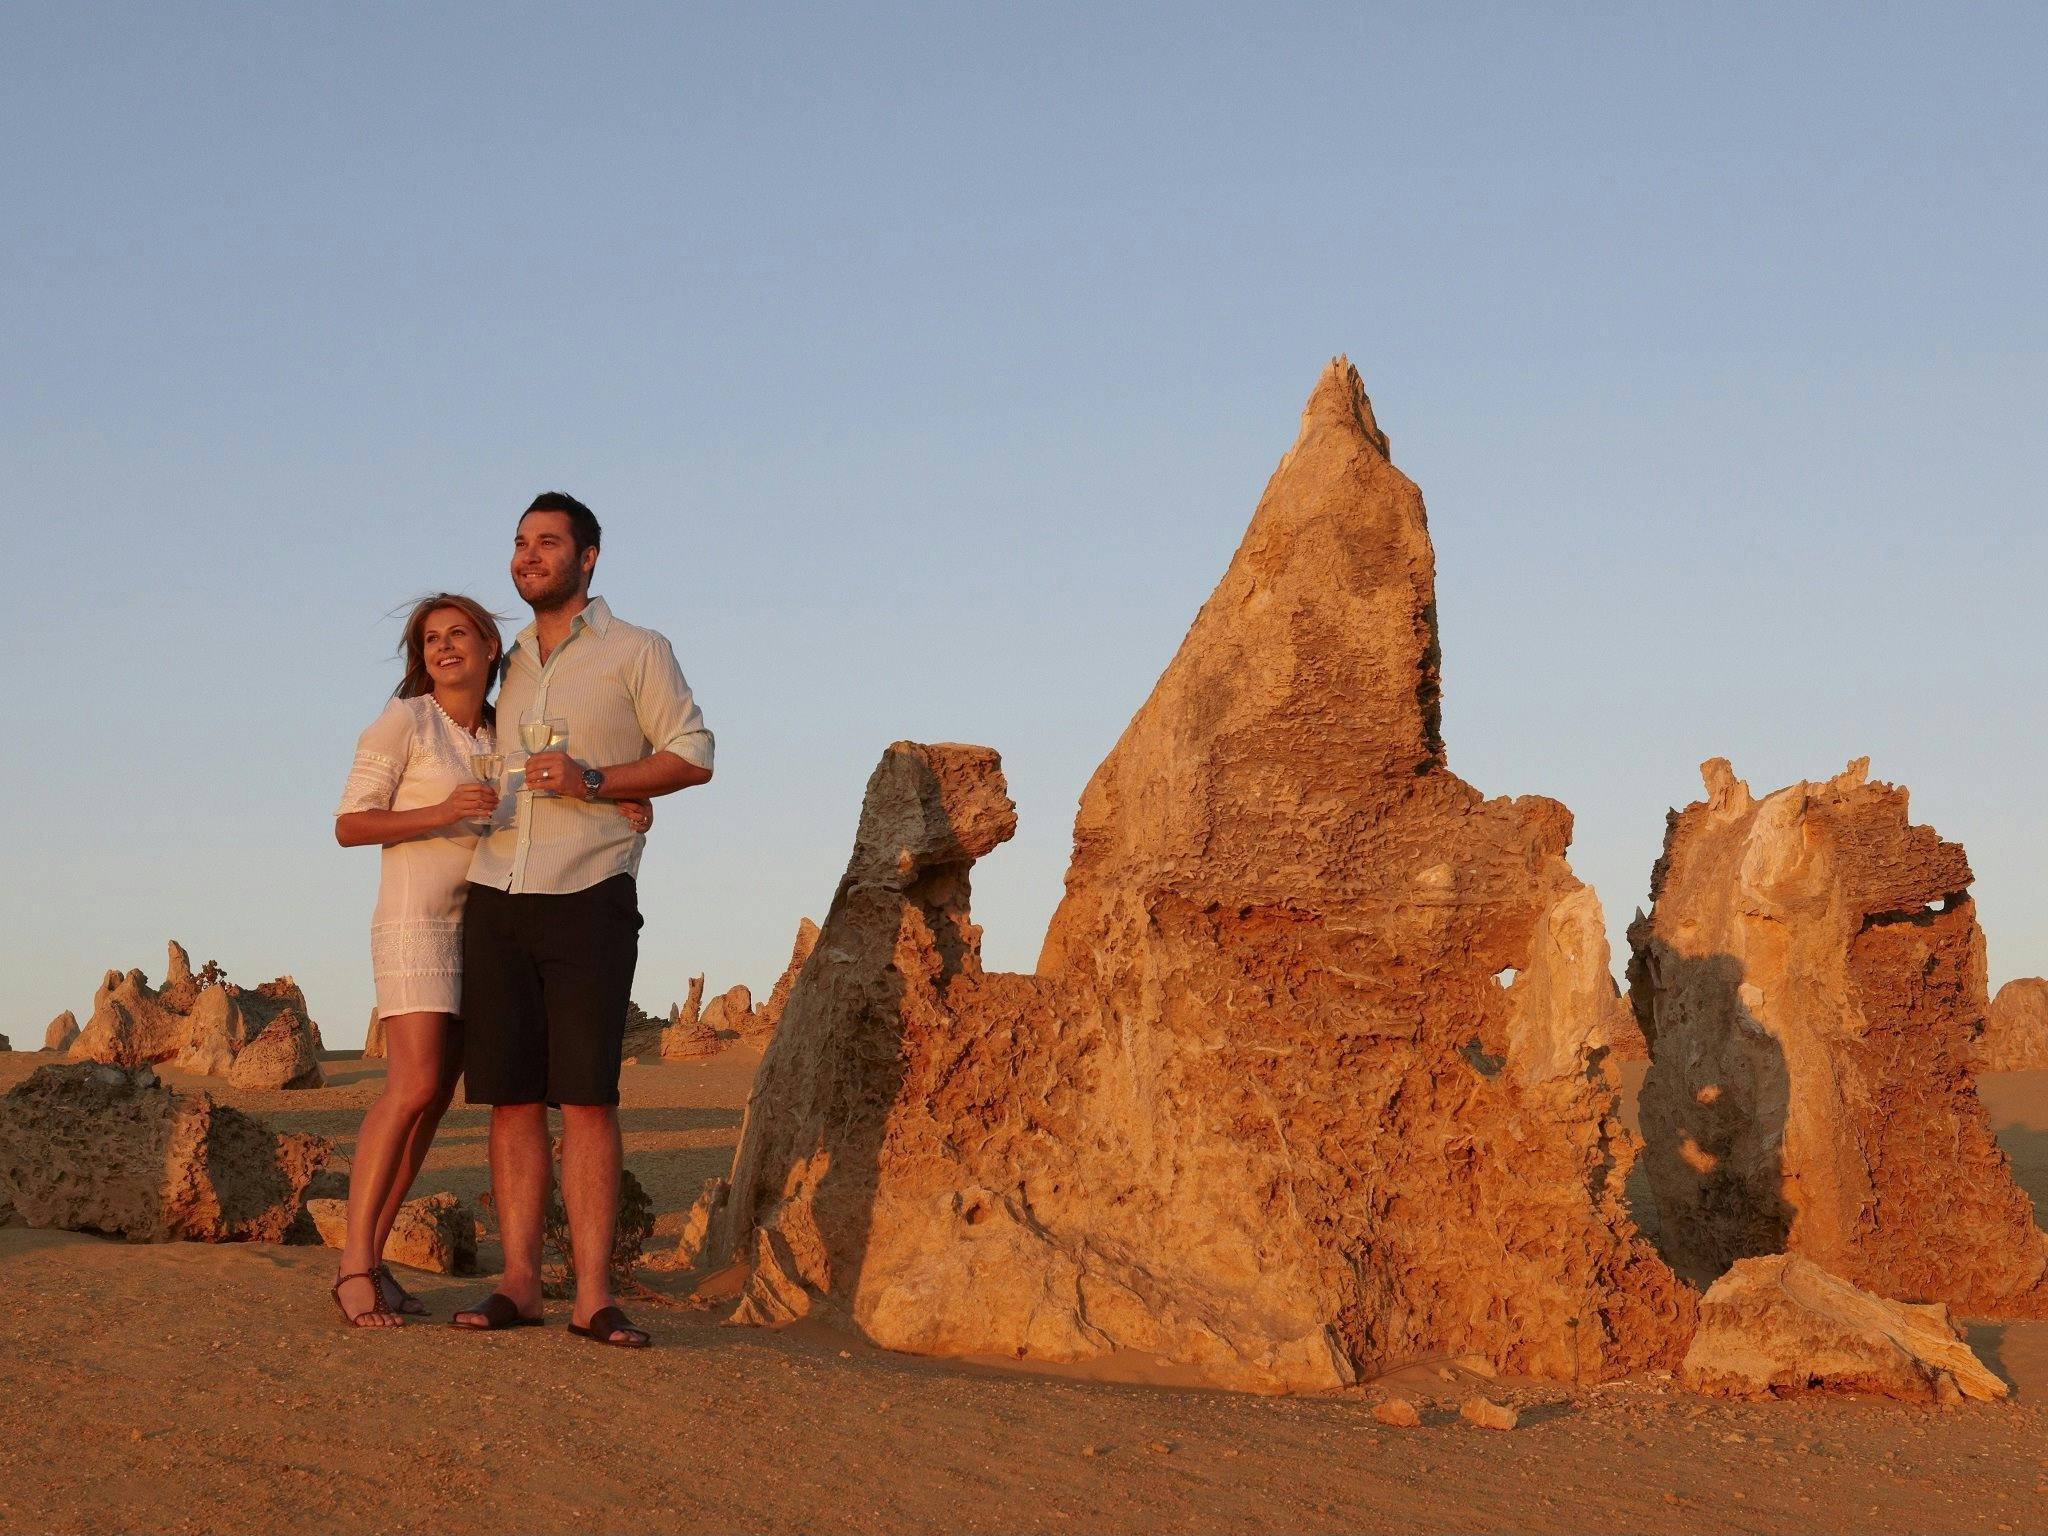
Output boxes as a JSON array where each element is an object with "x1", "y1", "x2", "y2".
[
  {"x1": 1681, "y1": 1255, "x2": 2006, "y2": 1403},
  {"x1": 756, "y1": 919, "x2": 820, "y2": 1038},
  {"x1": 0, "y1": 1063, "x2": 330, "y2": 1242},
  {"x1": 43, "y1": 1012, "x2": 79, "y2": 1053},
  {"x1": 308, "y1": 1190, "x2": 479, "y2": 1274},
  {"x1": 701, "y1": 360, "x2": 1691, "y2": 1392},
  {"x1": 1976, "y1": 978, "x2": 2048, "y2": 1072},
  {"x1": 0, "y1": 1035, "x2": 8, "y2": 1053},
  {"x1": 362, "y1": 1007, "x2": 387, "y2": 1060},
  {"x1": 1629, "y1": 759, "x2": 2048, "y2": 1315},
  {"x1": 228, "y1": 1014, "x2": 325, "y2": 1091}
]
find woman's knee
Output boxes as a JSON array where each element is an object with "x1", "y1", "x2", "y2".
[{"x1": 381, "y1": 1071, "x2": 446, "y2": 1119}]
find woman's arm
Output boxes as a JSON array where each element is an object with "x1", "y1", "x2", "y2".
[{"x1": 336, "y1": 783, "x2": 497, "y2": 847}]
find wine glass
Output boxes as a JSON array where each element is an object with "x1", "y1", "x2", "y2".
[
  {"x1": 467, "y1": 751, "x2": 504, "y2": 823},
  {"x1": 518, "y1": 714, "x2": 571, "y2": 795}
]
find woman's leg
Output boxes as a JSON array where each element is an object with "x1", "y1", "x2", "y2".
[
  {"x1": 368, "y1": 1014, "x2": 463, "y2": 1310},
  {"x1": 336, "y1": 1010, "x2": 456, "y2": 1323}
]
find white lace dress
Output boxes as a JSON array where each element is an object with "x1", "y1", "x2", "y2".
[{"x1": 336, "y1": 695, "x2": 499, "y2": 1018}]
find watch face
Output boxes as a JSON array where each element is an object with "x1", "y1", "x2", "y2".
[{"x1": 584, "y1": 769, "x2": 604, "y2": 796}]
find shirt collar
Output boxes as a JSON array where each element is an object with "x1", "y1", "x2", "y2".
[{"x1": 510, "y1": 595, "x2": 612, "y2": 660}]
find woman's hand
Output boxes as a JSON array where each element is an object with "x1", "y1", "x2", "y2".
[
  {"x1": 438, "y1": 782, "x2": 500, "y2": 826},
  {"x1": 618, "y1": 797, "x2": 654, "y2": 834}
]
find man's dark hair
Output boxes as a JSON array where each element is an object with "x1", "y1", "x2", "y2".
[{"x1": 523, "y1": 491, "x2": 601, "y2": 559}]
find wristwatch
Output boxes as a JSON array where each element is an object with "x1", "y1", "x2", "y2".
[{"x1": 581, "y1": 767, "x2": 606, "y2": 801}]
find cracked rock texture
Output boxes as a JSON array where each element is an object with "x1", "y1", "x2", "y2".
[
  {"x1": 1629, "y1": 759, "x2": 2048, "y2": 1315},
  {"x1": 0, "y1": 1062, "x2": 330, "y2": 1242},
  {"x1": 1681, "y1": 1254, "x2": 2006, "y2": 1403},
  {"x1": 700, "y1": 360, "x2": 1690, "y2": 1391}
]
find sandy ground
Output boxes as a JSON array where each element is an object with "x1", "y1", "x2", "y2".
[{"x1": 2, "y1": 1047, "x2": 2045, "y2": 1536}]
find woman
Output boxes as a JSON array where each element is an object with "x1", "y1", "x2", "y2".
[{"x1": 330, "y1": 593, "x2": 652, "y2": 1327}]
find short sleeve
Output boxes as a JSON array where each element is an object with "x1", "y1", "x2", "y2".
[
  {"x1": 632, "y1": 632, "x2": 715, "y2": 771},
  {"x1": 335, "y1": 698, "x2": 413, "y2": 815}
]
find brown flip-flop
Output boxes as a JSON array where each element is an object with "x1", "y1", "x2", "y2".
[
  {"x1": 449, "y1": 1292, "x2": 545, "y2": 1331},
  {"x1": 567, "y1": 1305, "x2": 650, "y2": 1349}
]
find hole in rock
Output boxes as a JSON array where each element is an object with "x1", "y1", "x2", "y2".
[
  {"x1": 961, "y1": 1200, "x2": 992, "y2": 1226},
  {"x1": 1460, "y1": 1039, "x2": 1505, "y2": 1079},
  {"x1": 1494, "y1": 967, "x2": 1518, "y2": 988}
]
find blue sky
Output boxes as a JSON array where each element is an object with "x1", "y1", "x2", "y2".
[{"x1": 5, "y1": 5, "x2": 2043, "y2": 1046}]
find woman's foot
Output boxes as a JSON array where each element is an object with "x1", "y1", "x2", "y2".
[
  {"x1": 331, "y1": 1270, "x2": 402, "y2": 1329},
  {"x1": 375, "y1": 1264, "x2": 430, "y2": 1317}
]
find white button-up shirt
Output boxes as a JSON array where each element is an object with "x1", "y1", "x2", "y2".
[{"x1": 469, "y1": 596, "x2": 714, "y2": 895}]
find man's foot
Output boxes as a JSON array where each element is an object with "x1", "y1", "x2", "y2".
[
  {"x1": 568, "y1": 1304, "x2": 650, "y2": 1349},
  {"x1": 331, "y1": 1270, "x2": 402, "y2": 1329},
  {"x1": 450, "y1": 1291, "x2": 545, "y2": 1330},
  {"x1": 374, "y1": 1264, "x2": 430, "y2": 1317}
]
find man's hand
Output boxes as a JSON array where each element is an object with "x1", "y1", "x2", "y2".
[
  {"x1": 617, "y1": 798, "x2": 654, "y2": 833},
  {"x1": 524, "y1": 749, "x2": 590, "y2": 799},
  {"x1": 436, "y1": 782, "x2": 500, "y2": 825}
]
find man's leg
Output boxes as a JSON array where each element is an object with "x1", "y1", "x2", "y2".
[
  {"x1": 486, "y1": 1101, "x2": 552, "y2": 1313},
  {"x1": 559, "y1": 1103, "x2": 622, "y2": 1323},
  {"x1": 538, "y1": 874, "x2": 645, "y2": 1344}
]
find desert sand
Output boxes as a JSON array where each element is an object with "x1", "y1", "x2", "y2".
[{"x1": 1, "y1": 1045, "x2": 2043, "y2": 1536}]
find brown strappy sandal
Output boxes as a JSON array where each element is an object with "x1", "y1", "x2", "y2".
[
  {"x1": 331, "y1": 1269, "x2": 401, "y2": 1328},
  {"x1": 375, "y1": 1263, "x2": 430, "y2": 1317}
]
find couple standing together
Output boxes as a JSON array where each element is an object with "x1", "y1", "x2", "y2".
[{"x1": 331, "y1": 492, "x2": 713, "y2": 1346}]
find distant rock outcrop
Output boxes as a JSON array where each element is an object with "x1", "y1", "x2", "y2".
[
  {"x1": 621, "y1": 1002, "x2": 666, "y2": 1063},
  {"x1": 1976, "y1": 978, "x2": 2048, "y2": 1072},
  {"x1": 43, "y1": 1012, "x2": 79, "y2": 1053},
  {"x1": 0, "y1": 1062, "x2": 329, "y2": 1242},
  {"x1": 699, "y1": 360, "x2": 1690, "y2": 1392},
  {"x1": 702, "y1": 985, "x2": 756, "y2": 1040},
  {"x1": 756, "y1": 919, "x2": 820, "y2": 1038},
  {"x1": 1629, "y1": 759, "x2": 2048, "y2": 1316},
  {"x1": 1682, "y1": 1255, "x2": 2006, "y2": 1404},
  {"x1": 66, "y1": 943, "x2": 325, "y2": 1089},
  {"x1": 362, "y1": 1008, "x2": 387, "y2": 1061}
]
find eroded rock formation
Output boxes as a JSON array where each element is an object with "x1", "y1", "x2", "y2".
[
  {"x1": 228, "y1": 1014, "x2": 324, "y2": 1091},
  {"x1": 1976, "y1": 978, "x2": 2048, "y2": 1072},
  {"x1": 1681, "y1": 1255, "x2": 2006, "y2": 1403},
  {"x1": 308, "y1": 1190, "x2": 479, "y2": 1274},
  {"x1": 1629, "y1": 759, "x2": 2048, "y2": 1315},
  {"x1": 363, "y1": 1007, "x2": 387, "y2": 1060},
  {"x1": 43, "y1": 1012, "x2": 79, "y2": 1053},
  {"x1": 67, "y1": 943, "x2": 324, "y2": 1088},
  {"x1": 756, "y1": 919, "x2": 821, "y2": 1038},
  {"x1": 702, "y1": 985, "x2": 757, "y2": 1040},
  {"x1": 699, "y1": 360, "x2": 1691, "y2": 1391},
  {"x1": 0, "y1": 1063, "x2": 329, "y2": 1242}
]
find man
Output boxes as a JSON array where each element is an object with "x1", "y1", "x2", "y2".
[{"x1": 452, "y1": 491, "x2": 713, "y2": 1348}]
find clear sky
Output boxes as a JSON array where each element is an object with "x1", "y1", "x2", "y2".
[{"x1": 5, "y1": 5, "x2": 2043, "y2": 1048}]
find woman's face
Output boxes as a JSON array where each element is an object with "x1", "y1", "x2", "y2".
[{"x1": 421, "y1": 607, "x2": 494, "y2": 690}]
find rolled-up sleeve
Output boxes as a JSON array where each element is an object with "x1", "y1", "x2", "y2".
[{"x1": 632, "y1": 633, "x2": 715, "y2": 772}]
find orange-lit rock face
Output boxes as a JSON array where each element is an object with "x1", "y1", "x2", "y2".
[
  {"x1": 1629, "y1": 760, "x2": 2048, "y2": 1315},
  {"x1": 708, "y1": 361, "x2": 1691, "y2": 1390}
]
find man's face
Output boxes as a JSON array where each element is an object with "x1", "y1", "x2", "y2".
[{"x1": 512, "y1": 511, "x2": 595, "y2": 609}]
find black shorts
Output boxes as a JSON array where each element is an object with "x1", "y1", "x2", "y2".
[{"x1": 461, "y1": 874, "x2": 642, "y2": 1107}]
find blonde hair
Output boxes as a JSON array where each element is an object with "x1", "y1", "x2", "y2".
[{"x1": 394, "y1": 593, "x2": 506, "y2": 722}]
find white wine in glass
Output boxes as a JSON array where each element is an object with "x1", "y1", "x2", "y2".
[{"x1": 467, "y1": 752, "x2": 505, "y2": 823}]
